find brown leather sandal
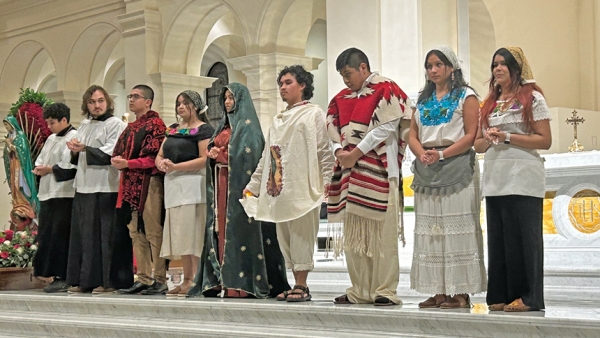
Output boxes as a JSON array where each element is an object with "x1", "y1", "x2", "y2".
[
  {"x1": 374, "y1": 296, "x2": 398, "y2": 307},
  {"x1": 440, "y1": 294, "x2": 471, "y2": 309},
  {"x1": 333, "y1": 294, "x2": 353, "y2": 304},
  {"x1": 488, "y1": 303, "x2": 506, "y2": 311},
  {"x1": 286, "y1": 285, "x2": 311, "y2": 302},
  {"x1": 504, "y1": 299, "x2": 532, "y2": 312},
  {"x1": 276, "y1": 286, "x2": 295, "y2": 301},
  {"x1": 419, "y1": 295, "x2": 446, "y2": 308}
]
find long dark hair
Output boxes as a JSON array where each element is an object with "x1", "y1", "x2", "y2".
[
  {"x1": 480, "y1": 48, "x2": 544, "y2": 131},
  {"x1": 417, "y1": 50, "x2": 474, "y2": 104}
]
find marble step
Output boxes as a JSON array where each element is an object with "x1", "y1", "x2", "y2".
[
  {"x1": 302, "y1": 259, "x2": 600, "y2": 300},
  {"x1": 1, "y1": 291, "x2": 600, "y2": 338},
  {"x1": 0, "y1": 310, "x2": 429, "y2": 338}
]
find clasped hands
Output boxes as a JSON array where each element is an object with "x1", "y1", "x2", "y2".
[
  {"x1": 206, "y1": 146, "x2": 224, "y2": 160},
  {"x1": 156, "y1": 158, "x2": 177, "y2": 173},
  {"x1": 484, "y1": 127, "x2": 508, "y2": 144},
  {"x1": 419, "y1": 149, "x2": 441, "y2": 166},
  {"x1": 66, "y1": 138, "x2": 85, "y2": 153}
]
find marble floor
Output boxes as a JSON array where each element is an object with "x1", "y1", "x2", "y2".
[{"x1": 0, "y1": 290, "x2": 599, "y2": 337}]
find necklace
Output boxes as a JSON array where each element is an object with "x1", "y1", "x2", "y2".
[
  {"x1": 417, "y1": 88, "x2": 466, "y2": 127},
  {"x1": 498, "y1": 99, "x2": 515, "y2": 112}
]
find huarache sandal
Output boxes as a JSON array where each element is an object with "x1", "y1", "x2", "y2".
[
  {"x1": 166, "y1": 285, "x2": 182, "y2": 298},
  {"x1": 418, "y1": 295, "x2": 447, "y2": 308},
  {"x1": 504, "y1": 298, "x2": 533, "y2": 312},
  {"x1": 276, "y1": 286, "x2": 296, "y2": 301},
  {"x1": 333, "y1": 294, "x2": 353, "y2": 304},
  {"x1": 440, "y1": 294, "x2": 471, "y2": 309},
  {"x1": 488, "y1": 303, "x2": 506, "y2": 311},
  {"x1": 374, "y1": 296, "x2": 398, "y2": 307},
  {"x1": 286, "y1": 285, "x2": 311, "y2": 302}
]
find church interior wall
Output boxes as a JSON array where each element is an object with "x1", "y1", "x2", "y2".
[{"x1": 0, "y1": 0, "x2": 599, "y2": 228}]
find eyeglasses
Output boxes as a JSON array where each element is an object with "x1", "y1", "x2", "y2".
[{"x1": 127, "y1": 94, "x2": 146, "y2": 100}]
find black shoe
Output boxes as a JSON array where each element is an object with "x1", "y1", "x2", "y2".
[
  {"x1": 118, "y1": 281, "x2": 152, "y2": 294},
  {"x1": 44, "y1": 278, "x2": 69, "y2": 293},
  {"x1": 140, "y1": 282, "x2": 168, "y2": 295}
]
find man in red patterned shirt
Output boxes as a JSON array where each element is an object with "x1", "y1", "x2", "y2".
[
  {"x1": 112, "y1": 85, "x2": 168, "y2": 295},
  {"x1": 327, "y1": 48, "x2": 411, "y2": 306}
]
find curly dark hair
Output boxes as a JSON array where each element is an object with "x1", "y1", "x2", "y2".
[
  {"x1": 277, "y1": 65, "x2": 314, "y2": 100},
  {"x1": 43, "y1": 102, "x2": 71, "y2": 123}
]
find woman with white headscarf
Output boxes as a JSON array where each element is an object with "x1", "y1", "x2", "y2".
[
  {"x1": 408, "y1": 46, "x2": 487, "y2": 309},
  {"x1": 155, "y1": 90, "x2": 214, "y2": 297}
]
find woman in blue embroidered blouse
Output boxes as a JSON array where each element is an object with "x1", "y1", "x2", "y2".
[
  {"x1": 155, "y1": 90, "x2": 214, "y2": 297},
  {"x1": 408, "y1": 46, "x2": 487, "y2": 309}
]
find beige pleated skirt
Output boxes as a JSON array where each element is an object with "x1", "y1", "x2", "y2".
[{"x1": 160, "y1": 203, "x2": 207, "y2": 260}]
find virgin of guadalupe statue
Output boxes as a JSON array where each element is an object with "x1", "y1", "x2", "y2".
[{"x1": 3, "y1": 116, "x2": 39, "y2": 230}]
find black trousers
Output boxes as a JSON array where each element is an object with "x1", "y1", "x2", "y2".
[{"x1": 485, "y1": 195, "x2": 545, "y2": 310}]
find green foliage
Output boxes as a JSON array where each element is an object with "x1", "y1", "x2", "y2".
[{"x1": 8, "y1": 88, "x2": 53, "y2": 117}]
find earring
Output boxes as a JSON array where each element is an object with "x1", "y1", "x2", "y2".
[{"x1": 451, "y1": 72, "x2": 455, "y2": 81}]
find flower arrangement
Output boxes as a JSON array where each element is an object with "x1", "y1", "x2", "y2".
[
  {"x1": 8, "y1": 88, "x2": 53, "y2": 162},
  {"x1": 0, "y1": 229, "x2": 38, "y2": 268}
]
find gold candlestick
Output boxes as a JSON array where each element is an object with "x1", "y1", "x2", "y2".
[{"x1": 566, "y1": 110, "x2": 585, "y2": 152}]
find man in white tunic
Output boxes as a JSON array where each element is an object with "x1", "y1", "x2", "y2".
[
  {"x1": 32, "y1": 103, "x2": 77, "y2": 293},
  {"x1": 243, "y1": 65, "x2": 334, "y2": 302},
  {"x1": 65, "y1": 85, "x2": 129, "y2": 293}
]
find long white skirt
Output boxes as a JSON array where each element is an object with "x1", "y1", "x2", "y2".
[
  {"x1": 410, "y1": 165, "x2": 487, "y2": 295},
  {"x1": 160, "y1": 203, "x2": 206, "y2": 260}
]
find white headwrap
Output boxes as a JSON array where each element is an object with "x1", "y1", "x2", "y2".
[{"x1": 433, "y1": 45, "x2": 461, "y2": 70}]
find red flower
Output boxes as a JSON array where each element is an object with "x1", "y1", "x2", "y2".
[
  {"x1": 13, "y1": 244, "x2": 20, "y2": 249},
  {"x1": 32, "y1": 231, "x2": 38, "y2": 236},
  {"x1": 0, "y1": 238, "x2": 4, "y2": 242},
  {"x1": 4, "y1": 230, "x2": 14, "y2": 241},
  {"x1": 25, "y1": 242, "x2": 31, "y2": 248},
  {"x1": 0, "y1": 252, "x2": 8, "y2": 259}
]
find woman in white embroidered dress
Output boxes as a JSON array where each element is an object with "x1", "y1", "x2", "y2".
[
  {"x1": 408, "y1": 46, "x2": 487, "y2": 309},
  {"x1": 475, "y1": 47, "x2": 551, "y2": 312}
]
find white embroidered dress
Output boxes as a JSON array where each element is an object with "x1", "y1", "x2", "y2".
[{"x1": 410, "y1": 88, "x2": 487, "y2": 295}]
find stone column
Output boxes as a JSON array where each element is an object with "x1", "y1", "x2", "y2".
[
  {"x1": 227, "y1": 53, "x2": 323, "y2": 131},
  {"x1": 326, "y1": 0, "x2": 424, "y2": 100},
  {"x1": 149, "y1": 72, "x2": 217, "y2": 126},
  {"x1": 117, "y1": 0, "x2": 163, "y2": 114}
]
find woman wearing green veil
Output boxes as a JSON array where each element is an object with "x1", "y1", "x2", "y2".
[
  {"x1": 188, "y1": 83, "x2": 290, "y2": 298},
  {"x1": 3, "y1": 116, "x2": 39, "y2": 230}
]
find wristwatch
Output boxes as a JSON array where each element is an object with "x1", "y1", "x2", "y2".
[
  {"x1": 438, "y1": 150, "x2": 445, "y2": 162},
  {"x1": 504, "y1": 132, "x2": 511, "y2": 144}
]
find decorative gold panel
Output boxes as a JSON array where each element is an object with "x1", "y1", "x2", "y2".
[
  {"x1": 543, "y1": 199, "x2": 557, "y2": 234},
  {"x1": 568, "y1": 189, "x2": 600, "y2": 234},
  {"x1": 403, "y1": 175, "x2": 414, "y2": 197}
]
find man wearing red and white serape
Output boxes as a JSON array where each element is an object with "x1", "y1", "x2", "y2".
[{"x1": 327, "y1": 47, "x2": 411, "y2": 306}]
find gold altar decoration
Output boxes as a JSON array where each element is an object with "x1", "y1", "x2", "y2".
[
  {"x1": 566, "y1": 110, "x2": 585, "y2": 152},
  {"x1": 543, "y1": 198, "x2": 558, "y2": 234},
  {"x1": 122, "y1": 112, "x2": 130, "y2": 123},
  {"x1": 568, "y1": 189, "x2": 600, "y2": 234},
  {"x1": 403, "y1": 175, "x2": 414, "y2": 197}
]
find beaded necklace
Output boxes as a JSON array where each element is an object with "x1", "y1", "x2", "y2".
[{"x1": 417, "y1": 87, "x2": 466, "y2": 126}]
